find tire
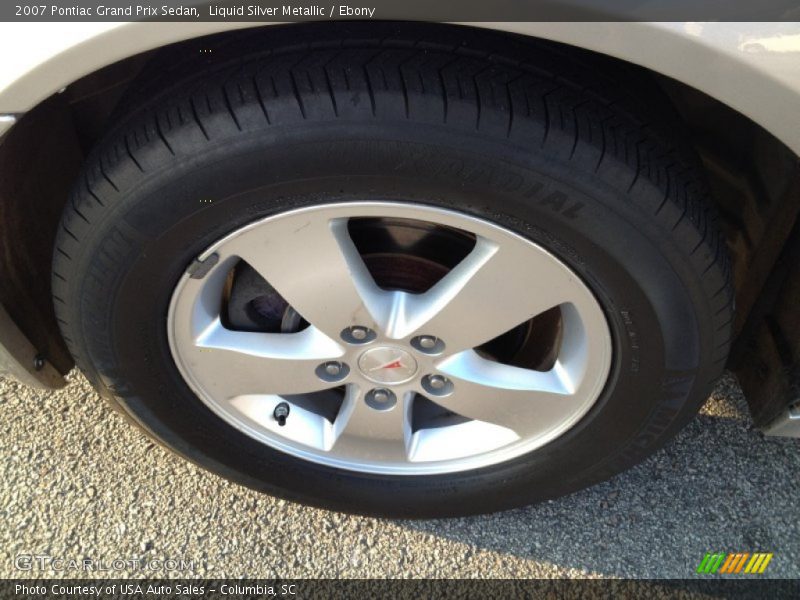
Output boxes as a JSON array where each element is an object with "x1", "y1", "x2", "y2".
[{"x1": 52, "y1": 24, "x2": 733, "y2": 517}]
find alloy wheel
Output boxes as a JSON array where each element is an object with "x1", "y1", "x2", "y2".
[{"x1": 167, "y1": 202, "x2": 612, "y2": 475}]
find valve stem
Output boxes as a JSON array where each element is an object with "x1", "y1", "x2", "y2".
[{"x1": 273, "y1": 402, "x2": 290, "y2": 426}]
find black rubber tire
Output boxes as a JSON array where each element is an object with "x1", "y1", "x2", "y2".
[{"x1": 52, "y1": 23, "x2": 733, "y2": 517}]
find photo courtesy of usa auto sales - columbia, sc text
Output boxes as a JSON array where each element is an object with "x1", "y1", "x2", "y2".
[
  {"x1": 16, "y1": 584, "x2": 298, "y2": 596},
  {"x1": 35, "y1": 4, "x2": 377, "y2": 17}
]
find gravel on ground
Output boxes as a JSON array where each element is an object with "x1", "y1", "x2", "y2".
[{"x1": 1, "y1": 371, "x2": 797, "y2": 579}]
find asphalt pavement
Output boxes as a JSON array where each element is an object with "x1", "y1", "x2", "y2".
[{"x1": 1, "y1": 370, "x2": 798, "y2": 579}]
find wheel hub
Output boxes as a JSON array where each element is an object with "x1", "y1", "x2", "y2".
[{"x1": 357, "y1": 346, "x2": 418, "y2": 384}]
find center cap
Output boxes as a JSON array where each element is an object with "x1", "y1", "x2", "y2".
[{"x1": 358, "y1": 346, "x2": 418, "y2": 385}]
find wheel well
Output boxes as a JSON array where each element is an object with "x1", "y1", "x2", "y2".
[{"x1": 1, "y1": 22, "x2": 797, "y2": 387}]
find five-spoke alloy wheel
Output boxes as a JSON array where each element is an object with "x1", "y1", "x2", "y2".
[{"x1": 168, "y1": 203, "x2": 612, "y2": 474}]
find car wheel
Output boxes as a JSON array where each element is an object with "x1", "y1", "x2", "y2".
[{"x1": 52, "y1": 27, "x2": 733, "y2": 517}]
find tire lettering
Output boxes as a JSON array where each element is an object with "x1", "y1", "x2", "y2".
[{"x1": 538, "y1": 190, "x2": 584, "y2": 219}]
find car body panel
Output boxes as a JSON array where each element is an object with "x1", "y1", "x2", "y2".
[
  {"x1": 1, "y1": 22, "x2": 800, "y2": 153},
  {"x1": 0, "y1": 302, "x2": 64, "y2": 388},
  {"x1": 0, "y1": 115, "x2": 15, "y2": 139}
]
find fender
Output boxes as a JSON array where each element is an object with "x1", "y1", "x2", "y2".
[{"x1": 0, "y1": 22, "x2": 799, "y2": 156}]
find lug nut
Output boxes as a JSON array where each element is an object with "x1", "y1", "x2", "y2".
[
  {"x1": 428, "y1": 375, "x2": 446, "y2": 389},
  {"x1": 365, "y1": 388, "x2": 397, "y2": 411},
  {"x1": 341, "y1": 326, "x2": 376, "y2": 345},
  {"x1": 419, "y1": 336, "x2": 437, "y2": 349},
  {"x1": 325, "y1": 363, "x2": 342, "y2": 376},
  {"x1": 315, "y1": 361, "x2": 350, "y2": 382},
  {"x1": 411, "y1": 335, "x2": 445, "y2": 355},
  {"x1": 422, "y1": 374, "x2": 454, "y2": 397}
]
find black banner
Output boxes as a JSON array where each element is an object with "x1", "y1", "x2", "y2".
[
  {"x1": 3, "y1": 579, "x2": 800, "y2": 600},
  {"x1": 4, "y1": 0, "x2": 800, "y2": 22}
]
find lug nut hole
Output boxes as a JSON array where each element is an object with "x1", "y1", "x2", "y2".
[
  {"x1": 365, "y1": 388, "x2": 397, "y2": 411},
  {"x1": 422, "y1": 374, "x2": 454, "y2": 397},
  {"x1": 341, "y1": 326, "x2": 376, "y2": 345},
  {"x1": 315, "y1": 361, "x2": 350, "y2": 382},
  {"x1": 411, "y1": 335, "x2": 445, "y2": 355}
]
